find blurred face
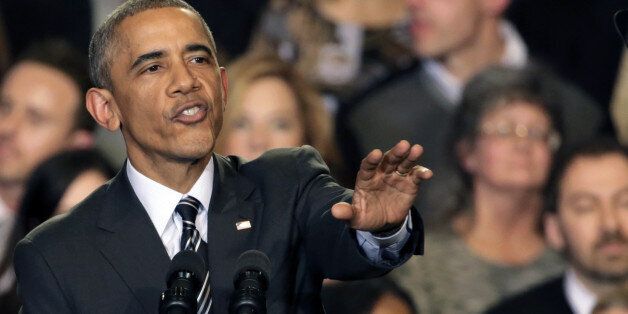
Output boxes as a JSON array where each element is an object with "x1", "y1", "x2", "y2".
[
  {"x1": 406, "y1": 0, "x2": 485, "y2": 58},
  {"x1": 462, "y1": 102, "x2": 555, "y2": 191},
  {"x1": 56, "y1": 170, "x2": 109, "y2": 214},
  {"x1": 220, "y1": 76, "x2": 305, "y2": 160},
  {"x1": 107, "y1": 8, "x2": 227, "y2": 166},
  {"x1": 0, "y1": 62, "x2": 81, "y2": 184},
  {"x1": 554, "y1": 154, "x2": 628, "y2": 283}
]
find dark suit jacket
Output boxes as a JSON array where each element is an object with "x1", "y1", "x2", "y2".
[
  {"x1": 485, "y1": 275, "x2": 573, "y2": 314},
  {"x1": 14, "y1": 146, "x2": 424, "y2": 313}
]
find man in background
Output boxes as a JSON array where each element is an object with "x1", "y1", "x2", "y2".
[
  {"x1": 0, "y1": 39, "x2": 95, "y2": 297},
  {"x1": 488, "y1": 139, "x2": 628, "y2": 314}
]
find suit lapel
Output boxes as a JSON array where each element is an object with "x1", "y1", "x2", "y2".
[
  {"x1": 206, "y1": 155, "x2": 262, "y2": 301},
  {"x1": 95, "y1": 166, "x2": 170, "y2": 314}
]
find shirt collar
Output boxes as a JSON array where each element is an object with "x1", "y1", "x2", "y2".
[
  {"x1": 500, "y1": 21, "x2": 528, "y2": 68},
  {"x1": 423, "y1": 20, "x2": 529, "y2": 105},
  {"x1": 126, "y1": 157, "x2": 214, "y2": 236},
  {"x1": 564, "y1": 268, "x2": 597, "y2": 314}
]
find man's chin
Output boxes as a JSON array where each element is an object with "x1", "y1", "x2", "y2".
[{"x1": 581, "y1": 264, "x2": 628, "y2": 284}]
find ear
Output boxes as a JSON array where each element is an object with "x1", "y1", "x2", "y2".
[
  {"x1": 482, "y1": 0, "x2": 510, "y2": 17},
  {"x1": 456, "y1": 139, "x2": 478, "y2": 173},
  {"x1": 68, "y1": 130, "x2": 94, "y2": 149},
  {"x1": 86, "y1": 87, "x2": 121, "y2": 131},
  {"x1": 544, "y1": 213, "x2": 565, "y2": 251},
  {"x1": 219, "y1": 67, "x2": 228, "y2": 112}
]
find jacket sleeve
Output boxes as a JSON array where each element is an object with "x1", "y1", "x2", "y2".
[
  {"x1": 291, "y1": 146, "x2": 424, "y2": 280},
  {"x1": 14, "y1": 238, "x2": 72, "y2": 314}
]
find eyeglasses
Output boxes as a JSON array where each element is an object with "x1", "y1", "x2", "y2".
[{"x1": 479, "y1": 122, "x2": 561, "y2": 151}]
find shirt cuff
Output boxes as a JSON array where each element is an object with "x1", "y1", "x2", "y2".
[{"x1": 355, "y1": 212, "x2": 413, "y2": 263}]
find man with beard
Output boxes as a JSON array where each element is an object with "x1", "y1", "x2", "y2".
[{"x1": 487, "y1": 139, "x2": 628, "y2": 314}]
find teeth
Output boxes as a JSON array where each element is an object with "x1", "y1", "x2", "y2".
[{"x1": 182, "y1": 106, "x2": 200, "y2": 116}]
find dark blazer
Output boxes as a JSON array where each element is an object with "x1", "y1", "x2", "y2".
[
  {"x1": 14, "y1": 146, "x2": 424, "y2": 314},
  {"x1": 486, "y1": 275, "x2": 573, "y2": 314}
]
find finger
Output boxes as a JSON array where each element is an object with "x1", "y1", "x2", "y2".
[
  {"x1": 411, "y1": 165, "x2": 433, "y2": 184},
  {"x1": 396, "y1": 144, "x2": 424, "y2": 174},
  {"x1": 378, "y1": 140, "x2": 411, "y2": 174},
  {"x1": 331, "y1": 202, "x2": 355, "y2": 221},
  {"x1": 357, "y1": 149, "x2": 383, "y2": 181}
]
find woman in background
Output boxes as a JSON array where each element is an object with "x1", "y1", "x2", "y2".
[
  {"x1": 0, "y1": 149, "x2": 116, "y2": 313},
  {"x1": 391, "y1": 66, "x2": 566, "y2": 313},
  {"x1": 215, "y1": 54, "x2": 344, "y2": 179}
]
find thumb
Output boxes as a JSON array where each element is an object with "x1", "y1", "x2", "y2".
[{"x1": 331, "y1": 202, "x2": 355, "y2": 221}]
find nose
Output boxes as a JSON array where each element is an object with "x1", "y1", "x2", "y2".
[
  {"x1": 247, "y1": 126, "x2": 269, "y2": 155},
  {"x1": 600, "y1": 204, "x2": 619, "y2": 234},
  {"x1": 167, "y1": 60, "x2": 199, "y2": 96}
]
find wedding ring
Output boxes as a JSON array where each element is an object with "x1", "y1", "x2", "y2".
[{"x1": 394, "y1": 170, "x2": 408, "y2": 177}]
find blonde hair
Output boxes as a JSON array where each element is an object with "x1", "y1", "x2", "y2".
[{"x1": 216, "y1": 53, "x2": 340, "y2": 166}]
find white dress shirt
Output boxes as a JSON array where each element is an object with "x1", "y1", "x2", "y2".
[
  {"x1": 127, "y1": 159, "x2": 214, "y2": 259},
  {"x1": 564, "y1": 268, "x2": 597, "y2": 314},
  {"x1": 126, "y1": 157, "x2": 411, "y2": 262}
]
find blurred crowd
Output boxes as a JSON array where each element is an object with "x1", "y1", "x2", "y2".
[{"x1": 0, "y1": 0, "x2": 627, "y2": 313}]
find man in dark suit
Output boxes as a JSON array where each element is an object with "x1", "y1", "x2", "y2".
[
  {"x1": 13, "y1": 0, "x2": 433, "y2": 313},
  {"x1": 487, "y1": 139, "x2": 628, "y2": 314}
]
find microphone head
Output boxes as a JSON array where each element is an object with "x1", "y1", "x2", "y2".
[
  {"x1": 234, "y1": 250, "x2": 271, "y2": 284},
  {"x1": 166, "y1": 250, "x2": 206, "y2": 287}
]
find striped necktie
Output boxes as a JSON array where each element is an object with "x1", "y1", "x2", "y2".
[{"x1": 175, "y1": 195, "x2": 212, "y2": 313}]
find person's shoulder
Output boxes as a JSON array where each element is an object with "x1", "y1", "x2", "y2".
[
  {"x1": 244, "y1": 146, "x2": 325, "y2": 168},
  {"x1": 486, "y1": 275, "x2": 568, "y2": 314},
  {"x1": 349, "y1": 62, "x2": 425, "y2": 106},
  {"x1": 235, "y1": 146, "x2": 330, "y2": 182},
  {"x1": 22, "y1": 182, "x2": 109, "y2": 249}
]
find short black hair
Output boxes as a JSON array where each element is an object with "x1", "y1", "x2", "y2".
[
  {"x1": 544, "y1": 138, "x2": 628, "y2": 214},
  {"x1": 89, "y1": 0, "x2": 217, "y2": 90},
  {"x1": 16, "y1": 39, "x2": 95, "y2": 132}
]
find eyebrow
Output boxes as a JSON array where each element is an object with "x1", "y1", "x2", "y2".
[
  {"x1": 185, "y1": 43, "x2": 212, "y2": 57},
  {"x1": 130, "y1": 50, "x2": 164, "y2": 71},
  {"x1": 129, "y1": 44, "x2": 214, "y2": 72}
]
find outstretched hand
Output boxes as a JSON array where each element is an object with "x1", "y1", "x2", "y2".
[{"x1": 331, "y1": 140, "x2": 433, "y2": 232}]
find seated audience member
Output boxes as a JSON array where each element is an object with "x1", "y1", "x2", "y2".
[
  {"x1": 251, "y1": 0, "x2": 415, "y2": 107},
  {"x1": 0, "y1": 39, "x2": 95, "y2": 212},
  {"x1": 214, "y1": 54, "x2": 344, "y2": 178},
  {"x1": 0, "y1": 39, "x2": 95, "y2": 304},
  {"x1": 391, "y1": 66, "x2": 566, "y2": 314},
  {"x1": 0, "y1": 148, "x2": 115, "y2": 313},
  {"x1": 338, "y1": 0, "x2": 603, "y2": 222},
  {"x1": 487, "y1": 139, "x2": 628, "y2": 314},
  {"x1": 322, "y1": 277, "x2": 417, "y2": 314}
]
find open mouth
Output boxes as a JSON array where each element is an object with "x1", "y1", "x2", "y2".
[{"x1": 172, "y1": 102, "x2": 209, "y2": 124}]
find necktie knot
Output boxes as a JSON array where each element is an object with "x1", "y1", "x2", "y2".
[{"x1": 175, "y1": 195, "x2": 201, "y2": 226}]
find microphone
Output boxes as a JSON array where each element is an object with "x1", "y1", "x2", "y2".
[
  {"x1": 228, "y1": 250, "x2": 272, "y2": 314},
  {"x1": 160, "y1": 250, "x2": 207, "y2": 314}
]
